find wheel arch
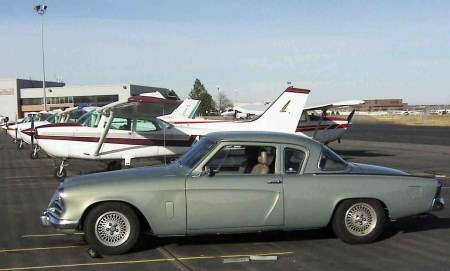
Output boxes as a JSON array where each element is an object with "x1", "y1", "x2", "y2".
[
  {"x1": 79, "y1": 200, "x2": 153, "y2": 234},
  {"x1": 328, "y1": 197, "x2": 390, "y2": 226}
]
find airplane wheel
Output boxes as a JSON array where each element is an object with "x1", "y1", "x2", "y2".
[
  {"x1": 17, "y1": 143, "x2": 24, "y2": 150},
  {"x1": 30, "y1": 152, "x2": 39, "y2": 159},
  {"x1": 53, "y1": 168, "x2": 67, "y2": 180}
]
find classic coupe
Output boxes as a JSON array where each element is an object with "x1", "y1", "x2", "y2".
[{"x1": 41, "y1": 131, "x2": 444, "y2": 255}]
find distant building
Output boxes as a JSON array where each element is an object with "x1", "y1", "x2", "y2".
[
  {"x1": 0, "y1": 78, "x2": 170, "y2": 118},
  {"x1": 352, "y1": 99, "x2": 408, "y2": 112}
]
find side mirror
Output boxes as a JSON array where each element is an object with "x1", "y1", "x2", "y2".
[{"x1": 204, "y1": 166, "x2": 215, "y2": 177}]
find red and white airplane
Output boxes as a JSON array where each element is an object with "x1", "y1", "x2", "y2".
[
  {"x1": 177, "y1": 100, "x2": 363, "y2": 144},
  {"x1": 17, "y1": 106, "x2": 98, "y2": 158},
  {"x1": 28, "y1": 86, "x2": 310, "y2": 179}
]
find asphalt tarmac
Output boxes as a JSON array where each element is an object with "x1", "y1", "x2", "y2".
[{"x1": 0, "y1": 121, "x2": 449, "y2": 271}]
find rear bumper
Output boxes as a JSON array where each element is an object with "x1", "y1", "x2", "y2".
[
  {"x1": 40, "y1": 210, "x2": 79, "y2": 234},
  {"x1": 431, "y1": 196, "x2": 445, "y2": 212}
]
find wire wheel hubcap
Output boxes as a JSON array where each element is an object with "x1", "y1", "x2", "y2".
[
  {"x1": 95, "y1": 211, "x2": 131, "y2": 247},
  {"x1": 344, "y1": 203, "x2": 377, "y2": 236}
]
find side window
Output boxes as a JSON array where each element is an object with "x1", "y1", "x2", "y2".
[
  {"x1": 284, "y1": 148, "x2": 305, "y2": 174},
  {"x1": 319, "y1": 146, "x2": 348, "y2": 171},
  {"x1": 136, "y1": 119, "x2": 161, "y2": 132},
  {"x1": 206, "y1": 145, "x2": 276, "y2": 175},
  {"x1": 110, "y1": 117, "x2": 131, "y2": 130}
]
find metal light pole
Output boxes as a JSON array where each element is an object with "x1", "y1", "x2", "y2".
[
  {"x1": 34, "y1": 4, "x2": 47, "y2": 111},
  {"x1": 234, "y1": 89, "x2": 238, "y2": 106},
  {"x1": 217, "y1": 85, "x2": 221, "y2": 111}
]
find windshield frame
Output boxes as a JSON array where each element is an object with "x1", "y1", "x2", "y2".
[{"x1": 178, "y1": 137, "x2": 218, "y2": 169}]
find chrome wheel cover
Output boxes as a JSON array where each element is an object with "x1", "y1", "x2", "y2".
[
  {"x1": 95, "y1": 211, "x2": 131, "y2": 247},
  {"x1": 344, "y1": 203, "x2": 377, "y2": 236}
]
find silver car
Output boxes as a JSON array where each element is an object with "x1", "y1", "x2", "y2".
[{"x1": 41, "y1": 131, "x2": 444, "y2": 255}]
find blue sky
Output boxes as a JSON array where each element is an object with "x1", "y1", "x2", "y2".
[{"x1": 1, "y1": 0, "x2": 449, "y2": 105}]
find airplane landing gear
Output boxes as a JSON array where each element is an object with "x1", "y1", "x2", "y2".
[
  {"x1": 30, "y1": 145, "x2": 40, "y2": 159},
  {"x1": 54, "y1": 159, "x2": 68, "y2": 180},
  {"x1": 17, "y1": 140, "x2": 24, "y2": 149}
]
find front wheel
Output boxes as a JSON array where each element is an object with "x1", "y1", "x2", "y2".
[
  {"x1": 83, "y1": 202, "x2": 140, "y2": 255},
  {"x1": 53, "y1": 168, "x2": 67, "y2": 180},
  {"x1": 332, "y1": 199, "x2": 385, "y2": 244}
]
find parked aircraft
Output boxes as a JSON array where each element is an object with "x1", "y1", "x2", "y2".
[
  {"x1": 29, "y1": 87, "x2": 309, "y2": 179},
  {"x1": 18, "y1": 107, "x2": 98, "y2": 158},
  {"x1": 179, "y1": 100, "x2": 364, "y2": 144}
]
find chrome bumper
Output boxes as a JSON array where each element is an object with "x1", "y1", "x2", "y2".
[
  {"x1": 40, "y1": 210, "x2": 79, "y2": 234},
  {"x1": 431, "y1": 196, "x2": 445, "y2": 212}
]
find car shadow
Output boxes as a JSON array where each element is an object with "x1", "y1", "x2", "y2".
[
  {"x1": 379, "y1": 214, "x2": 450, "y2": 241},
  {"x1": 130, "y1": 214, "x2": 450, "y2": 254}
]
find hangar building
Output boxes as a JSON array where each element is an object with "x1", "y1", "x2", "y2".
[{"x1": 0, "y1": 78, "x2": 170, "y2": 118}]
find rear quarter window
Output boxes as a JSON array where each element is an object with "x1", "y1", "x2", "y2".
[{"x1": 319, "y1": 146, "x2": 348, "y2": 171}]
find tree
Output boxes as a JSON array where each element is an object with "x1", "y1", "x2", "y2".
[
  {"x1": 189, "y1": 79, "x2": 214, "y2": 116},
  {"x1": 217, "y1": 92, "x2": 233, "y2": 112}
]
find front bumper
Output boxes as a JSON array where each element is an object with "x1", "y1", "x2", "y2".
[
  {"x1": 40, "y1": 210, "x2": 79, "y2": 234},
  {"x1": 431, "y1": 196, "x2": 445, "y2": 212}
]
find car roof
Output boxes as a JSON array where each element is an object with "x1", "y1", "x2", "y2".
[{"x1": 205, "y1": 131, "x2": 322, "y2": 149}]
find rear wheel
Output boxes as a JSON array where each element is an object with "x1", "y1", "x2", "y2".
[
  {"x1": 84, "y1": 202, "x2": 140, "y2": 255},
  {"x1": 332, "y1": 199, "x2": 385, "y2": 244}
]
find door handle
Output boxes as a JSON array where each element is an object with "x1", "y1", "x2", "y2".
[{"x1": 267, "y1": 180, "x2": 282, "y2": 184}]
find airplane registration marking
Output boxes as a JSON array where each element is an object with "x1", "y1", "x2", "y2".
[{"x1": 0, "y1": 251, "x2": 293, "y2": 270}]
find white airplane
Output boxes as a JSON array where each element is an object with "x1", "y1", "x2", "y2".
[
  {"x1": 29, "y1": 86, "x2": 309, "y2": 179},
  {"x1": 181, "y1": 100, "x2": 364, "y2": 144},
  {"x1": 17, "y1": 107, "x2": 99, "y2": 158},
  {"x1": 5, "y1": 111, "x2": 52, "y2": 144}
]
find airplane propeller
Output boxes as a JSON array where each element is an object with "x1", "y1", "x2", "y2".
[
  {"x1": 347, "y1": 109, "x2": 356, "y2": 123},
  {"x1": 30, "y1": 116, "x2": 39, "y2": 159}
]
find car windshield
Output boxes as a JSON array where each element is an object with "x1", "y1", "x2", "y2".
[{"x1": 178, "y1": 137, "x2": 218, "y2": 169}]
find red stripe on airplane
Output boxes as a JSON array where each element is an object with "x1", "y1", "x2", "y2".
[
  {"x1": 285, "y1": 87, "x2": 311, "y2": 94},
  {"x1": 35, "y1": 135, "x2": 197, "y2": 147}
]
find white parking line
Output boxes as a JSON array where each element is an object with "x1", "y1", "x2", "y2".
[
  {"x1": 22, "y1": 233, "x2": 84, "y2": 238},
  {"x1": 0, "y1": 251, "x2": 293, "y2": 270}
]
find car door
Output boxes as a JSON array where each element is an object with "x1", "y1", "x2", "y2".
[{"x1": 186, "y1": 143, "x2": 284, "y2": 232}]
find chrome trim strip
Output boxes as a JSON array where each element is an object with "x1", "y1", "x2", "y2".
[{"x1": 40, "y1": 210, "x2": 79, "y2": 234}]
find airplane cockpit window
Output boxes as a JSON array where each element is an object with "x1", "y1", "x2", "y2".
[
  {"x1": 45, "y1": 113, "x2": 59, "y2": 124},
  {"x1": 80, "y1": 111, "x2": 100, "y2": 128},
  {"x1": 156, "y1": 118, "x2": 174, "y2": 129},
  {"x1": 135, "y1": 119, "x2": 161, "y2": 132},
  {"x1": 299, "y1": 111, "x2": 307, "y2": 122},
  {"x1": 111, "y1": 117, "x2": 131, "y2": 130}
]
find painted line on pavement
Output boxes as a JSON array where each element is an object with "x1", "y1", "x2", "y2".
[{"x1": 0, "y1": 251, "x2": 293, "y2": 270}]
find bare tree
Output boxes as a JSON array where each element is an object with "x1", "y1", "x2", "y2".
[{"x1": 217, "y1": 92, "x2": 233, "y2": 112}]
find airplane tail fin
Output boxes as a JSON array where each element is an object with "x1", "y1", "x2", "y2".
[
  {"x1": 159, "y1": 99, "x2": 201, "y2": 121},
  {"x1": 250, "y1": 87, "x2": 310, "y2": 133}
]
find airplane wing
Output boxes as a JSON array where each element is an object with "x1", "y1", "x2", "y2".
[
  {"x1": 234, "y1": 104, "x2": 269, "y2": 115},
  {"x1": 305, "y1": 100, "x2": 365, "y2": 111},
  {"x1": 99, "y1": 97, "x2": 179, "y2": 119}
]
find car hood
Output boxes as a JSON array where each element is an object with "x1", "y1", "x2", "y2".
[
  {"x1": 61, "y1": 162, "x2": 186, "y2": 188},
  {"x1": 349, "y1": 162, "x2": 409, "y2": 176}
]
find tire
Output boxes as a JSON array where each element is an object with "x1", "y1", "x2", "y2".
[
  {"x1": 332, "y1": 199, "x2": 385, "y2": 244},
  {"x1": 30, "y1": 152, "x2": 39, "y2": 159},
  {"x1": 83, "y1": 202, "x2": 140, "y2": 255},
  {"x1": 53, "y1": 168, "x2": 67, "y2": 180}
]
